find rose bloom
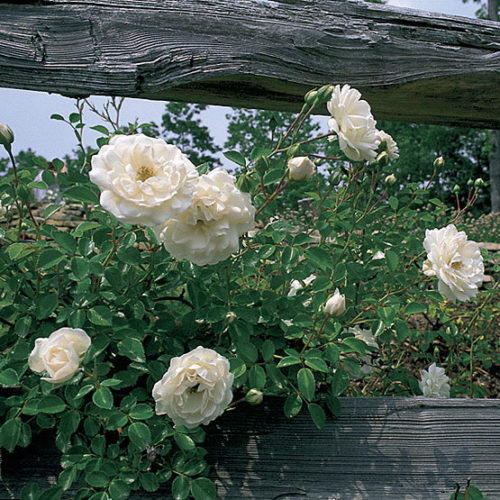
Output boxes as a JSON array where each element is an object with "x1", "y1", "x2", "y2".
[
  {"x1": 89, "y1": 134, "x2": 198, "y2": 226},
  {"x1": 28, "y1": 328, "x2": 91, "y2": 383},
  {"x1": 377, "y1": 130, "x2": 399, "y2": 160},
  {"x1": 327, "y1": 84, "x2": 380, "y2": 162},
  {"x1": 419, "y1": 363, "x2": 450, "y2": 398},
  {"x1": 152, "y1": 346, "x2": 234, "y2": 429},
  {"x1": 323, "y1": 288, "x2": 346, "y2": 317},
  {"x1": 423, "y1": 224, "x2": 484, "y2": 302},
  {"x1": 155, "y1": 168, "x2": 255, "y2": 266},
  {"x1": 287, "y1": 156, "x2": 315, "y2": 181}
]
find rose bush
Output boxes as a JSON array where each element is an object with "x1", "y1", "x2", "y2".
[{"x1": 0, "y1": 84, "x2": 496, "y2": 499}]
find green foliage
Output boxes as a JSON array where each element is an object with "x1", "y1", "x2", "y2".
[{"x1": 0, "y1": 92, "x2": 497, "y2": 499}]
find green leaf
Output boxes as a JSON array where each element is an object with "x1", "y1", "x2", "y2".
[
  {"x1": 331, "y1": 369, "x2": 350, "y2": 396},
  {"x1": 75, "y1": 384, "x2": 94, "y2": 399},
  {"x1": 37, "y1": 248, "x2": 65, "y2": 269},
  {"x1": 85, "y1": 470, "x2": 110, "y2": 488},
  {"x1": 277, "y1": 356, "x2": 301, "y2": 368},
  {"x1": 261, "y1": 339, "x2": 275, "y2": 362},
  {"x1": 90, "y1": 125, "x2": 110, "y2": 135},
  {"x1": 385, "y1": 249, "x2": 399, "y2": 272},
  {"x1": 69, "y1": 112, "x2": 81, "y2": 123},
  {"x1": 92, "y1": 387, "x2": 113, "y2": 410},
  {"x1": 237, "y1": 341, "x2": 258, "y2": 363},
  {"x1": 341, "y1": 337, "x2": 367, "y2": 354},
  {"x1": 20, "y1": 483, "x2": 39, "y2": 500},
  {"x1": 50, "y1": 113, "x2": 65, "y2": 121},
  {"x1": 297, "y1": 368, "x2": 315, "y2": 401},
  {"x1": 71, "y1": 257, "x2": 90, "y2": 279},
  {"x1": 305, "y1": 356, "x2": 329, "y2": 373},
  {"x1": 263, "y1": 168, "x2": 283, "y2": 186},
  {"x1": 0, "y1": 368, "x2": 19, "y2": 386},
  {"x1": 308, "y1": 403, "x2": 326, "y2": 430},
  {"x1": 52, "y1": 231, "x2": 76, "y2": 253},
  {"x1": 35, "y1": 293, "x2": 58, "y2": 319},
  {"x1": 305, "y1": 247, "x2": 332, "y2": 270},
  {"x1": 174, "y1": 432, "x2": 196, "y2": 451},
  {"x1": 128, "y1": 422, "x2": 151, "y2": 451},
  {"x1": 326, "y1": 394, "x2": 341, "y2": 417},
  {"x1": 191, "y1": 477, "x2": 216, "y2": 500},
  {"x1": 248, "y1": 365, "x2": 266, "y2": 389},
  {"x1": 129, "y1": 404, "x2": 154, "y2": 420},
  {"x1": 44, "y1": 203, "x2": 63, "y2": 219},
  {"x1": 39, "y1": 487, "x2": 62, "y2": 500},
  {"x1": 7, "y1": 242, "x2": 35, "y2": 261},
  {"x1": 63, "y1": 185, "x2": 99, "y2": 204},
  {"x1": 139, "y1": 472, "x2": 160, "y2": 492},
  {"x1": 388, "y1": 196, "x2": 399, "y2": 211},
  {"x1": 38, "y1": 395, "x2": 66, "y2": 414},
  {"x1": 0, "y1": 418, "x2": 21, "y2": 452},
  {"x1": 172, "y1": 475, "x2": 190, "y2": 500},
  {"x1": 88, "y1": 305, "x2": 112, "y2": 326},
  {"x1": 404, "y1": 302, "x2": 428, "y2": 315},
  {"x1": 72, "y1": 221, "x2": 101, "y2": 237},
  {"x1": 284, "y1": 394, "x2": 302, "y2": 418},
  {"x1": 117, "y1": 338, "x2": 146, "y2": 363},
  {"x1": 109, "y1": 479, "x2": 131, "y2": 500},
  {"x1": 223, "y1": 150, "x2": 246, "y2": 167}
]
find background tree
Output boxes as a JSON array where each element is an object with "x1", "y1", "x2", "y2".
[{"x1": 462, "y1": 0, "x2": 500, "y2": 211}]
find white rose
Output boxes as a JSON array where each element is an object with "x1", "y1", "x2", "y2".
[
  {"x1": 419, "y1": 363, "x2": 450, "y2": 398},
  {"x1": 423, "y1": 224, "x2": 484, "y2": 302},
  {"x1": 28, "y1": 327, "x2": 91, "y2": 384},
  {"x1": 323, "y1": 289, "x2": 346, "y2": 317},
  {"x1": 287, "y1": 274, "x2": 316, "y2": 297},
  {"x1": 155, "y1": 168, "x2": 255, "y2": 266},
  {"x1": 152, "y1": 346, "x2": 234, "y2": 429},
  {"x1": 89, "y1": 134, "x2": 198, "y2": 227},
  {"x1": 377, "y1": 131, "x2": 399, "y2": 160},
  {"x1": 287, "y1": 156, "x2": 315, "y2": 181},
  {"x1": 327, "y1": 84, "x2": 380, "y2": 162}
]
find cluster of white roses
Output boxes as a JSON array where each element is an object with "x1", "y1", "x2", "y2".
[
  {"x1": 327, "y1": 84, "x2": 399, "y2": 163},
  {"x1": 29, "y1": 328, "x2": 233, "y2": 428},
  {"x1": 89, "y1": 134, "x2": 255, "y2": 266}
]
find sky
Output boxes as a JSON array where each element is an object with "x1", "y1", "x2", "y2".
[{"x1": 0, "y1": 0, "x2": 480, "y2": 165}]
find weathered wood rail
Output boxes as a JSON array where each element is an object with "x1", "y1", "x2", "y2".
[
  {"x1": 1, "y1": 0, "x2": 500, "y2": 128},
  {"x1": 1, "y1": 397, "x2": 499, "y2": 499}
]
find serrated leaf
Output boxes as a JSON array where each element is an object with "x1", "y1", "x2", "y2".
[
  {"x1": 109, "y1": 479, "x2": 130, "y2": 500},
  {"x1": 72, "y1": 221, "x2": 101, "y2": 237}
]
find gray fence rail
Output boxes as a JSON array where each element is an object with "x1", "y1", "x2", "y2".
[{"x1": 1, "y1": 397, "x2": 499, "y2": 499}]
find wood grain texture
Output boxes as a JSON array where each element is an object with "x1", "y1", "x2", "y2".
[
  {"x1": 0, "y1": 0, "x2": 499, "y2": 127},
  {"x1": 1, "y1": 397, "x2": 499, "y2": 499}
]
